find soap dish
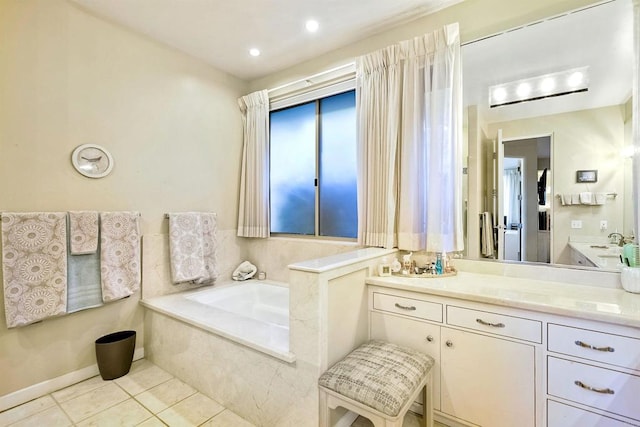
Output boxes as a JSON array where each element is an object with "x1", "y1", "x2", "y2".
[{"x1": 392, "y1": 268, "x2": 457, "y2": 278}]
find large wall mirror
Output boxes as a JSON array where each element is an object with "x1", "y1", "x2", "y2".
[{"x1": 463, "y1": 0, "x2": 634, "y2": 271}]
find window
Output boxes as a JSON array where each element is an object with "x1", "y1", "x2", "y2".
[{"x1": 270, "y1": 89, "x2": 357, "y2": 239}]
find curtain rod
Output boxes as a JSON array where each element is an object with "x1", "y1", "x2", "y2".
[{"x1": 267, "y1": 62, "x2": 356, "y2": 93}]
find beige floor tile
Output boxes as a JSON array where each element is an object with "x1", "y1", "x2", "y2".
[
  {"x1": 52, "y1": 376, "x2": 107, "y2": 403},
  {"x1": 201, "y1": 409, "x2": 256, "y2": 427},
  {"x1": 115, "y1": 365, "x2": 173, "y2": 396},
  {"x1": 136, "y1": 416, "x2": 167, "y2": 427},
  {"x1": 134, "y1": 378, "x2": 196, "y2": 414},
  {"x1": 76, "y1": 398, "x2": 153, "y2": 427},
  {"x1": 58, "y1": 382, "x2": 129, "y2": 423},
  {"x1": 156, "y1": 392, "x2": 224, "y2": 427},
  {"x1": 9, "y1": 405, "x2": 72, "y2": 427},
  {"x1": 0, "y1": 395, "x2": 56, "y2": 426}
]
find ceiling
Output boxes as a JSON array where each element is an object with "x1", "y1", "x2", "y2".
[
  {"x1": 71, "y1": 0, "x2": 459, "y2": 81},
  {"x1": 462, "y1": 0, "x2": 633, "y2": 124}
]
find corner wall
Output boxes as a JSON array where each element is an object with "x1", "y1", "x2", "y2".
[{"x1": 0, "y1": 0, "x2": 246, "y2": 400}]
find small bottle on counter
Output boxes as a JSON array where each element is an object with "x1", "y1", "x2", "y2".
[
  {"x1": 378, "y1": 257, "x2": 391, "y2": 277},
  {"x1": 435, "y1": 253, "x2": 443, "y2": 274}
]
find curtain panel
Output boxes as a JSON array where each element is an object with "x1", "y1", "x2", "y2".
[
  {"x1": 237, "y1": 90, "x2": 270, "y2": 238},
  {"x1": 633, "y1": 0, "x2": 640, "y2": 244},
  {"x1": 356, "y1": 23, "x2": 464, "y2": 252}
]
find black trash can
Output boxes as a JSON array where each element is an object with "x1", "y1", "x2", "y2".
[{"x1": 95, "y1": 330, "x2": 136, "y2": 380}]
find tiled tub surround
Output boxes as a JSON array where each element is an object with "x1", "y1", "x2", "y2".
[
  {"x1": 141, "y1": 280, "x2": 293, "y2": 362},
  {"x1": 142, "y1": 234, "x2": 396, "y2": 426}
]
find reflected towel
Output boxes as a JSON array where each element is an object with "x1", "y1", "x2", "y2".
[
  {"x1": 571, "y1": 194, "x2": 581, "y2": 205},
  {"x1": 480, "y1": 212, "x2": 494, "y2": 258},
  {"x1": 594, "y1": 193, "x2": 607, "y2": 205},
  {"x1": 561, "y1": 194, "x2": 573, "y2": 206},
  {"x1": 1, "y1": 212, "x2": 67, "y2": 328},
  {"x1": 169, "y1": 212, "x2": 218, "y2": 284},
  {"x1": 66, "y1": 217, "x2": 102, "y2": 313},
  {"x1": 579, "y1": 192, "x2": 593, "y2": 205},
  {"x1": 100, "y1": 212, "x2": 141, "y2": 302},
  {"x1": 69, "y1": 211, "x2": 99, "y2": 254}
]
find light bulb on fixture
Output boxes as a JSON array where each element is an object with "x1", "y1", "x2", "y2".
[
  {"x1": 567, "y1": 71, "x2": 584, "y2": 87},
  {"x1": 493, "y1": 87, "x2": 507, "y2": 102},
  {"x1": 540, "y1": 77, "x2": 555, "y2": 93},
  {"x1": 516, "y1": 83, "x2": 531, "y2": 98}
]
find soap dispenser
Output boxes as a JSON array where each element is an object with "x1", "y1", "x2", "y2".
[{"x1": 378, "y1": 257, "x2": 391, "y2": 277}]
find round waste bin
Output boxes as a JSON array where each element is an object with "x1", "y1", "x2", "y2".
[{"x1": 95, "y1": 330, "x2": 136, "y2": 380}]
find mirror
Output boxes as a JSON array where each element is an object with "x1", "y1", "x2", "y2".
[{"x1": 463, "y1": 0, "x2": 634, "y2": 271}]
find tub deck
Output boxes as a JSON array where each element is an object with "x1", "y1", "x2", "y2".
[{"x1": 140, "y1": 280, "x2": 295, "y2": 363}]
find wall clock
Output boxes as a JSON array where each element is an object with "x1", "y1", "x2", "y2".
[{"x1": 71, "y1": 144, "x2": 114, "y2": 178}]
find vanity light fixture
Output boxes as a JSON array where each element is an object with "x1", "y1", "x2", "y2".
[
  {"x1": 249, "y1": 48, "x2": 261, "y2": 57},
  {"x1": 489, "y1": 66, "x2": 589, "y2": 108}
]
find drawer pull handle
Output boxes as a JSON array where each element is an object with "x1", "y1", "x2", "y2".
[
  {"x1": 574, "y1": 340, "x2": 615, "y2": 352},
  {"x1": 394, "y1": 303, "x2": 416, "y2": 311},
  {"x1": 426, "y1": 335, "x2": 434, "y2": 342},
  {"x1": 446, "y1": 340, "x2": 454, "y2": 348},
  {"x1": 476, "y1": 318, "x2": 505, "y2": 328},
  {"x1": 574, "y1": 380, "x2": 615, "y2": 395}
]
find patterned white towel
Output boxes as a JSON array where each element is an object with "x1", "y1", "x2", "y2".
[
  {"x1": 100, "y1": 212, "x2": 141, "y2": 302},
  {"x1": 1, "y1": 212, "x2": 67, "y2": 328},
  {"x1": 69, "y1": 211, "x2": 99, "y2": 254},
  {"x1": 169, "y1": 212, "x2": 218, "y2": 284}
]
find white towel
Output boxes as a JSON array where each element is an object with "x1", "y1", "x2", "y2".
[
  {"x1": 561, "y1": 194, "x2": 572, "y2": 206},
  {"x1": 100, "y1": 212, "x2": 141, "y2": 302},
  {"x1": 594, "y1": 193, "x2": 607, "y2": 205},
  {"x1": 69, "y1": 211, "x2": 99, "y2": 254},
  {"x1": 579, "y1": 192, "x2": 593, "y2": 205},
  {"x1": 1, "y1": 212, "x2": 67, "y2": 328},
  {"x1": 571, "y1": 194, "x2": 581, "y2": 205},
  {"x1": 169, "y1": 212, "x2": 218, "y2": 285}
]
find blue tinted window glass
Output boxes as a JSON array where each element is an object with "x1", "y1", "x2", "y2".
[
  {"x1": 319, "y1": 91, "x2": 357, "y2": 238},
  {"x1": 270, "y1": 102, "x2": 316, "y2": 235}
]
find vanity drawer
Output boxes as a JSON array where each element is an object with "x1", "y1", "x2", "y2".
[
  {"x1": 548, "y1": 324, "x2": 640, "y2": 371},
  {"x1": 372, "y1": 292, "x2": 442, "y2": 322},
  {"x1": 446, "y1": 306, "x2": 542, "y2": 343},
  {"x1": 548, "y1": 356, "x2": 640, "y2": 421},
  {"x1": 547, "y1": 400, "x2": 636, "y2": 427}
]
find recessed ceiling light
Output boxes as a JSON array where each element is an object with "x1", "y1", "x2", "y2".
[
  {"x1": 305, "y1": 19, "x2": 319, "y2": 33},
  {"x1": 249, "y1": 48, "x2": 260, "y2": 57}
]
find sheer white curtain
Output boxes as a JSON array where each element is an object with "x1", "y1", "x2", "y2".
[
  {"x1": 356, "y1": 23, "x2": 463, "y2": 252},
  {"x1": 237, "y1": 90, "x2": 270, "y2": 238},
  {"x1": 503, "y1": 168, "x2": 521, "y2": 227}
]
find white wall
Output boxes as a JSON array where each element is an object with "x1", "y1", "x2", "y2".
[{"x1": 0, "y1": 0, "x2": 246, "y2": 398}]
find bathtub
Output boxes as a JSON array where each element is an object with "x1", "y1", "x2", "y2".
[{"x1": 141, "y1": 280, "x2": 294, "y2": 362}]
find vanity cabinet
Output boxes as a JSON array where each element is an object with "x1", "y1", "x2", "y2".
[
  {"x1": 546, "y1": 322, "x2": 640, "y2": 426},
  {"x1": 369, "y1": 288, "x2": 538, "y2": 427}
]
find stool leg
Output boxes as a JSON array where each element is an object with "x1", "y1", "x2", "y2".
[
  {"x1": 319, "y1": 389, "x2": 331, "y2": 427},
  {"x1": 422, "y1": 373, "x2": 434, "y2": 427}
]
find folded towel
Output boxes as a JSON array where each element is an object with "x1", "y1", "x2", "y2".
[
  {"x1": 480, "y1": 212, "x2": 494, "y2": 258},
  {"x1": 232, "y1": 261, "x2": 257, "y2": 281},
  {"x1": 169, "y1": 212, "x2": 218, "y2": 284},
  {"x1": 69, "y1": 211, "x2": 99, "y2": 254},
  {"x1": 571, "y1": 194, "x2": 581, "y2": 205},
  {"x1": 66, "y1": 218, "x2": 102, "y2": 313},
  {"x1": 1, "y1": 212, "x2": 67, "y2": 328},
  {"x1": 561, "y1": 194, "x2": 572, "y2": 206},
  {"x1": 594, "y1": 193, "x2": 607, "y2": 205},
  {"x1": 100, "y1": 212, "x2": 141, "y2": 302},
  {"x1": 579, "y1": 192, "x2": 593, "y2": 205}
]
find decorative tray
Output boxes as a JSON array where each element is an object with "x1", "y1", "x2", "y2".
[{"x1": 391, "y1": 268, "x2": 457, "y2": 278}]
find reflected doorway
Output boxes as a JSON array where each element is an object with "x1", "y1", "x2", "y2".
[{"x1": 498, "y1": 134, "x2": 552, "y2": 263}]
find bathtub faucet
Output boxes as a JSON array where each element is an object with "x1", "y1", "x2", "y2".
[{"x1": 608, "y1": 232, "x2": 627, "y2": 247}]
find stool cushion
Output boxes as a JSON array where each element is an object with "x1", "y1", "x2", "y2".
[{"x1": 318, "y1": 340, "x2": 434, "y2": 417}]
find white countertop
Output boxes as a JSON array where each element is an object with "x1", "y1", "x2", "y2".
[
  {"x1": 366, "y1": 271, "x2": 640, "y2": 328},
  {"x1": 568, "y1": 241, "x2": 624, "y2": 270}
]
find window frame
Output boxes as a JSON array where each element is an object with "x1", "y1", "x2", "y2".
[{"x1": 269, "y1": 80, "x2": 357, "y2": 241}]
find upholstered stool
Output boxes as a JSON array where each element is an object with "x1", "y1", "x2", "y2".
[{"x1": 318, "y1": 340, "x2": 434, "y2": 427}]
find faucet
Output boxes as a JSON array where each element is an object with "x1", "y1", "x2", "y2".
[{"x1": 608, "y1": 232, "x2": 625, "y2": 247}]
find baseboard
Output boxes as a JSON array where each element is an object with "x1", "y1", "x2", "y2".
[
  {"x1": 0, "y1": 347, "x2": 144, "y2": 413},
  {"x1": 335, "y1": 410, "x2": 359, "y2": 427}
]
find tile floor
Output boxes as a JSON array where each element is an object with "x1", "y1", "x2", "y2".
[
  {"x1": 0, "y1": 359, "x2": 446, "y2": 427},
  {"x1": 0, "y1": 359, "x2": 255, "y2": 427}
]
